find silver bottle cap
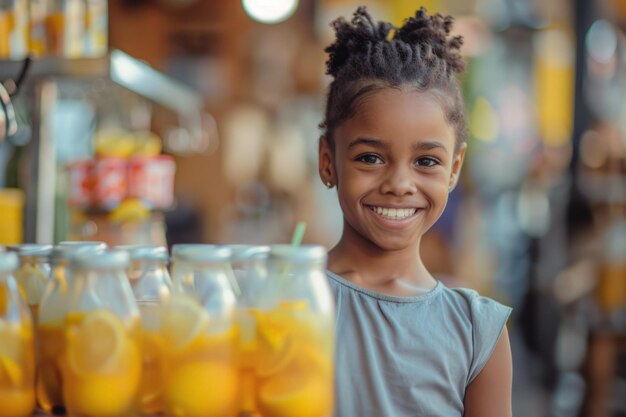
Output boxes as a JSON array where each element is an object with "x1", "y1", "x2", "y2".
[
  {"x1": 269, "y1": 245, "x2": 327, "y2": 264},
  {"x1": 116, "y1": 245, "x2": 168, "y2": 262},
  {"x1": 72, "y1": 250, "x2": 130, "y2": 269},
  {"x1": 51, "y1": 243, "x2": 107, "y2": 261},
  {"x1": 0, "y1": 252, "x2": 19, "y2": 271},
  {"x1": 14, "y1": 244, "x2": 53, "y2": 257},
  {"x1": 173, "y1": 244, "x2": 231, "y2": 264}
]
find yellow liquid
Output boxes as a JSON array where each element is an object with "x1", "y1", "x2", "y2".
[
  {"x1": 162, "y1": 327, "x2": 240, "y2": 417},
  {"x1": 251, "y1": 306, "x2": 334, "y2": 417},
  {"x1": 0, "y1": 323, "x2": 36, "y2": 417},
  {"x1": 61, "y1": 310, "x2": 141, "y2": 417},
  {"x1": 139, "y1": 329, "x2": 164, "y2": 414},
  {"x1": 137, "y1": 302, "x2": 165, "y2": 414},
  {"x1": 36, "y1": 324, "x2": 65, "y2": 413}
]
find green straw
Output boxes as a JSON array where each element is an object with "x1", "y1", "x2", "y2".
[
  {"x1": 225, "y1": 264, "x2": 242, "y2": 297},
  {"x1": 277, "y1": 221, "x2": 307, "y2": 282},
  {"x1": 291, "y1": 221, "x2": 307, "y2": 246}
]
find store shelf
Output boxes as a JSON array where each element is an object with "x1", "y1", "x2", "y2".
[
  {"x1": 1, "y1": 50, "x2": 208, "y2": 244},
  {"x1": 0, "y1": 50, "x2": 203, "y2": 119}
]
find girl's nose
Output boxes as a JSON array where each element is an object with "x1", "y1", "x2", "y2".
[{"x1": 380, "y1": 165, "x2": 417, "y2": 196}]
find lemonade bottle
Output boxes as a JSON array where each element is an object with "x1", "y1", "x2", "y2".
[
  {"x1": 125, "y1": 245, "x2": 172, "y2": 415},
  {"x1": 170, "y1": 244, "x2": 214, "y2": 293},
  {"x1": 37, "y1": 242, "x2": 107, "y2": 414},
  {"x1": 14, "y1": 244, "x2": 52, "y2": 322},
  {"x1": 0, "y1": 251, "x2": 35, "y2": 417},
  {"x1": 227, "y1": 245, "x2": 269, "y2": 416},
  {"x1": 62, "y1": 250, "x2": 141, "y2": 417},
  {"x1": 163, "y1": 245, "x2": 239, "y2": 417},
  {"x1": 254, "y1": 245, "x2": 335, "y2": 417}
]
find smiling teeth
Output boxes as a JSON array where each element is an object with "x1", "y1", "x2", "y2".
[{"x1": 370, "y1": 206, "x2": 416, "y2": 220}]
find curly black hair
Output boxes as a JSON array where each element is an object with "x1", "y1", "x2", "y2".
[{"x1": 321, "y1": 7, "x2": 467, "y2": 151}]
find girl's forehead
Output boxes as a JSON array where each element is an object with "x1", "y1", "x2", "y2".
[
  {"x1": 355, "y1": 87, "x2": 444, "y2": 115},
  {"x1": 336, "y1": 88, "x2": 454, "y2": 142}
]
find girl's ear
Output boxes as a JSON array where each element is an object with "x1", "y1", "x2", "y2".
[
  {"x1": 319, "y1": 136, "x2": 336, "y2": 188},
  {"x1": 449, "y1": 142, "x2": 467, "y2": 192}
]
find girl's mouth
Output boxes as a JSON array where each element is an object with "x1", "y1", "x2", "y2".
[{"x1": 366, "y1": 205, "x2": 417, "y2": 221}]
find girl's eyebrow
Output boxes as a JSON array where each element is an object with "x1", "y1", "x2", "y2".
[
  {"x1": 413, "y1": 140, "x2": 448, "y2": 154},
  {"x1": 349, "y1": 137, "x2": 449, "y2": 154},
  {"x1": 348, "y1": 137, "x2": 388, "y2": 149}
]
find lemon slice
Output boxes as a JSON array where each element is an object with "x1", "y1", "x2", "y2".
[
  {"x1": 161, "y1": 295, "x2": 209, "y2": 351},
  {"x1": 67, "y1": 309, "x2": 126, "y2": 376},
  {"x1": 0, "y1": 287, "x2": 7, "y2": 315},
  {"x1": 258, "y1": 371, "x2": 330, "y2": 417},
  {"x1": 15, "y1": 264, "x2": 47, "y2": 305},
  {"x1": 0, "y1": 355, "x2": 23, "y2": 386},
  {"x1": 254, "y1": 312, "x2": 297, "y2": 377},
  {"x1": 164, "y1": 362, "x2": 238, "y2": 416}
]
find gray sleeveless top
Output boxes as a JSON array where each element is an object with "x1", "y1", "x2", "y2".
[{"x1": 327, "y1": 271, "x2": 512, "y2": 417}]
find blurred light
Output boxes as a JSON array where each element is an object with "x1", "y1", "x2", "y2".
[
  {"x1": 469, "y1": 97, "x2": 499, "y2": 142},
  {"x1": 534, "y1": 28, "x2": 574, "y2": 147},
  {"x1": 586, "y1": 20, "x2": 617, "y2": 64},
  {"x1": 475, "y1": 0, "x2": 510, "y2": 31},
  {"x1": 517, "y1": 185, "x2": 550, "y2": 237},
  {"x1": 579, "y1": 130, "x2": 608, "y2": 169},
  {"x1": 242, "y1": 0, "x2": 299, "y2": 24}
]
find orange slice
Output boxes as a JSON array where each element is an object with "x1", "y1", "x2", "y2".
[
  {"x1": 254, "y1": 311, "x2": 297, "y2": 378},
  {"x1": 258, "y1": 370, "x2": 331, "y2": 417},
  {"x1": 66, "y1": 309, "x2": 126, "y2": 376},
  {"x1": 0, "y1": 355, "x2": 23, "y2": 386}
]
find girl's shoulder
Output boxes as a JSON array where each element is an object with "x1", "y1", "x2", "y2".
[{"x1": 436, "y1": 284, "x2": 513, "y2": 384}]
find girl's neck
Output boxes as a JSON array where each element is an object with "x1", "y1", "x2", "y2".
[{"x1": 327, "y1": 224, "x2": 437, "y2": 296}]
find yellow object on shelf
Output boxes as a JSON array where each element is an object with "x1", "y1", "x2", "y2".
[
  {"x1": 93, "y1": 129, "x2": 135, "y2": 158},
  {"x1": 0, "y1": 189, "x2": 24, "y2": 245},
  {"x1": 108, "y1": 198, "x2": 151, "y2": 224},
  {"x1": 132, "y1": 131, "x2": 162, "y2": 157}
]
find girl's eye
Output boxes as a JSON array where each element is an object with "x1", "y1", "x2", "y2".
[
  {"x1": 415, "y1": 157, "x2": 439, "y2": 167},
  {"x1": 356, "y1": 154, "x2": 383, "y2": 164}
]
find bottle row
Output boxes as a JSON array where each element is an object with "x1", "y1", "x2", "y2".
[
  {"x1": 0, "y1": 0, "x2": 107, "y2": 59},
  {"x1": 0, "y1": 242, "x2": 335, "y2": 417}
]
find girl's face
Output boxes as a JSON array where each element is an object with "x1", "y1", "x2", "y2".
[{"x1": 320, "y1": 88, "x2": 466, "y2": 252}]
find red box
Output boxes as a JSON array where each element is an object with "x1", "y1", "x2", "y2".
[
  {"x1": 127, "y1": 156, "x2": 175, "y2": 209},
  {"x1": 66, "y1": 159, "x2": 92, "y2": 208},
  {"x1": 92, "y1": 157, "x2": 127, "y2": 209}
]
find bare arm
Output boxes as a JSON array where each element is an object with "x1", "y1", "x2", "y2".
[{"x1": 463, "y1": 327, "x2": 513, "y2": 417}]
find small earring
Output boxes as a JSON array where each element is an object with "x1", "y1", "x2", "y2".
[{"x1": 325, "y1": 181, "x2": 333, "y2": 189}]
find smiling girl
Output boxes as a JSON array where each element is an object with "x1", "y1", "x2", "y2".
[{"x1": 318, "y1": 7, "x2": 513, "y2": 417}]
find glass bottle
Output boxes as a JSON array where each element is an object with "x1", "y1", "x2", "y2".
[
  {"x1": 227, "y1": 245, "x2": 269, "y2": 417},
  {"x1": 126, "y1": 245, "x2": 171, "y2": 415},
  {"x1": 254, "y1": 245, "x2": 335, "y2": 417},
  {"x1": 83, "y1": 0, "x2": 107, "y2": 57},
  {"x1": 13, "y1": 244, "x2": 52, "y2": 322},
  {"x1": 62, "y1": 250, "x2": 141, "y2": 417},
  {"x1": 36, "y1": 242, "x2": 106, "y2": 414},
  {"x1": 45, "y1": 0, "x2": 85, "y2": 57},
  {"x1": 163, "y1": 245, "x2": 239, "y2": 417},
  {"x1": 0, "y1": 251, "x2": 35, "y2": 417}
]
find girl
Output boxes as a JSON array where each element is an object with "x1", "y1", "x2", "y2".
[{"x1": 318, "y1": 7, "x2": 513, "y2": 417}]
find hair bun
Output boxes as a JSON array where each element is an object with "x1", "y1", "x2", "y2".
[
  {"x1": 325, "y1": 6, "x2": 395, "y2": 77},
  {"x1": 394, "y1": 7, "x2": 465, "y2": 73}
]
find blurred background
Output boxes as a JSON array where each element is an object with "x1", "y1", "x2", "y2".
[{"x1": 0, "y1": 0, "x2": 625, "y2": 416}]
